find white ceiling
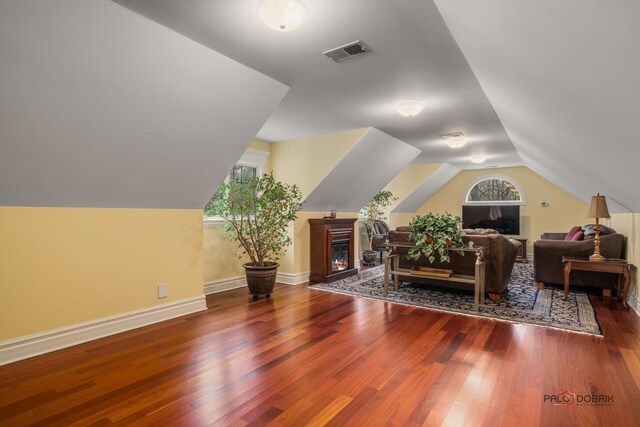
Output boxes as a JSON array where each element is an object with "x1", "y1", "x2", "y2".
[
  {"x1": 433, "y1": 0, "x2": 640, "y2": 212},
  {"x1": 0, "y1": 0, "x2": 287, "y2": 208},
  {"x1": 111, "y1": 0, "x2": 522, "y2": 169}
]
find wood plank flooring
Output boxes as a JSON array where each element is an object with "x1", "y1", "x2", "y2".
[{"x1": 1, "y1": 282, "x2": 639, "y2": 426}]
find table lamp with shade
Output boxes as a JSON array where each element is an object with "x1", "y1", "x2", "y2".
[{"x1": 587, "y1": 193, "x2": 611, "y2": 262}]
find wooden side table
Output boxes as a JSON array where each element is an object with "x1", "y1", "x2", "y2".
[
  {"x1": 562, "y1": 257, "x2": 631, "y2": 308},
  {"x1": 511, "y1": 237, "x2": 528, "y2": 262}
]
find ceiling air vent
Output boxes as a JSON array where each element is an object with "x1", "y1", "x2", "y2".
[
  {"x1": 440, "y1": 132, "x2": 464, "y2": 140},
  {"x1": 323, "y1": 40, "x2": 369, "y2": 63}
]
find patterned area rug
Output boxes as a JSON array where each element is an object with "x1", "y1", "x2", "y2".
[{"x1": 310, "y1": 263, "x2": 602, "y2": 336}]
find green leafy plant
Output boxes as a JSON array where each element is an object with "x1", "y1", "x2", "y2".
[
  {"x1": 408, "y1": 212, "x2": 472, "y2": 263},
  {"x1": 361, "y1": 190, "x2": 398, "y2": 250},
  {"x1": 212, "y1": 172, "x2": 302, "y2": 266}
]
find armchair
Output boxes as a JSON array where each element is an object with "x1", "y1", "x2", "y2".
[{"x1": 370, "y1": 220, "x2": 390, "y2": 252}]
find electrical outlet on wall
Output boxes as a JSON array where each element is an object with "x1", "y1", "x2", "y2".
[{"x1": 157, "y1": 284, "x2": 168, "y2": 299}]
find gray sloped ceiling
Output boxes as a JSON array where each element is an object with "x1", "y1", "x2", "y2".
[
  {"x1": 0, "y1": 0, "x2": 287, "y2": 209},
  {"x1": 433, "y1": 0, "x2": 640, "y2": 213},
  {"x1": 392, "y1": 164, "x2": 460, "y2": 213},
  {"x1": 111, "y1": 0, "x2": 522, "y2": 170},
  {"x1": 301, "y1": 128, "x2": 421, "y2": 212}
]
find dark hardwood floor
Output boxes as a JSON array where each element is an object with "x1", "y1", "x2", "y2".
[{"x1": 1, "y1": 281, "x2": 639, "y2": 426}]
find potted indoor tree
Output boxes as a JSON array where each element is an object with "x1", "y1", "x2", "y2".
[
  {"x1": 213, "y1": 172, "x2": 302, "y2": 299},
  {"x1": 361, "y1": 190, "x2": 397, "y2": 265},
  {"x1": 408, "y1": 212, "x2": 472, "y2": 263}
]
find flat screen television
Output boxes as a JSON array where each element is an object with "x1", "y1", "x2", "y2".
[{"x1": 462, "y1": 205, "x2": 520, "y2": 235}]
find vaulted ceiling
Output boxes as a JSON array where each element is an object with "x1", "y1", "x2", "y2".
[
  {"x1": 0, "y1": 0, "x2": 286, "y2": 208},
  {"x1": 393, "y1": 164, "x2": 461, "y2": 213},
  {"x1": 111, "y1": 0, "x2": 521, "y2": 170},
  {"x1": 111, "y1": 0, "x2": 640, "y2": 212},
  {"x1": 433, "y1": 0, "x2": 640, "y2": 213},
  {"x1": 3, "y1": 0, "x2": 637, "y2": 213},
  {"x1": 301, "y1": 128, "x2": 420, "y2": 212}
]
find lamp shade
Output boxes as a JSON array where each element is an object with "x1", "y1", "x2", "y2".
[{"x1": 587, "y1": 194, "x2": 611, "y2": 219}]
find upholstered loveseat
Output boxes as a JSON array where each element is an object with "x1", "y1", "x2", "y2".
[
  {"x1": 388, "y1": 227, "x2": 521, "y2": 300},
  {"x1": 533, "y1": 230, "x2": 625, "y2": 291}
]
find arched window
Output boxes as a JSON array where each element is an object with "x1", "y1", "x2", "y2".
[{"x1": 464, "y1": 175, "x2": 525, "y2": 205}]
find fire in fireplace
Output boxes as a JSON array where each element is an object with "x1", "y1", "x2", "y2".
[{"x1": 331, "y1": 241, "x2": 349, "y2": 272}]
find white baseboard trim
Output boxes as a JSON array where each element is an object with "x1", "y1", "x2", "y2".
[
  {"x1": 203, "y1": 276, "x2": 246, "y2": 295},
  {"x1": 276, "y1": 271, "x2": 310, "y2": 285},
  {"x1": 627, "y1": 293, "x2": 640, "y2": 317},
  {"x1": 0, "y1": 296, "x2": 207, "y2": 367}
]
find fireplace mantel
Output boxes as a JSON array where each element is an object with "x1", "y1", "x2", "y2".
[{"x1": 308, "y1": 218, "x2": 358, "y2": 283}]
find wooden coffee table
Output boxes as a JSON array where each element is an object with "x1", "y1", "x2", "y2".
[
  {"x1": 384, "y1": 243, "x2": 487, "y2": 311},
  {"x1": 562, "y1": 257, "x2": 631, "y2": 307}
]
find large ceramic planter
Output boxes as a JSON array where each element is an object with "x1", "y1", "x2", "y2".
[
  {"x1": 362, "y1": 250, "x2": 377, "y2": 266},
  {"x1": 244, "y1": 262, "x2": 279, "y2": 299}
]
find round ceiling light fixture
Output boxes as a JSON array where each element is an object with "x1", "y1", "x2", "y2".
[
  {"x1": 470, "y1": 154, "x2": 487, "y2": 164},
  {"x1": 446, "y1": 137, "x2": 467, "y2": 148},
  {"x1": 395, "y1": 101, "x2": 425, "y2": 118},
  {"x1": 258, "y1": 0, "x2": 307, "y2": 32}
]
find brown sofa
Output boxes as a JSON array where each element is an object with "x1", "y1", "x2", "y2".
[
  {"x1": 388, "y1": 227, "x2": 521, "y2": 300},
  {"x1": 533, "y1": 232, "x2": 625, "y2": 290}
]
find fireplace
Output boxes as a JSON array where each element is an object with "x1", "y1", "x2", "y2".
[
  {"x1": 309, "y1": 218, "x2": 358, "y2": 283},
  {"x1": 331, "y1": 241, "x2": 349, "y2": 272}
]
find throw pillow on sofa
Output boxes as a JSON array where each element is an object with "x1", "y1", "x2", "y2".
[
  {"x1": 571, "y1": 230, "x2": 585, "y2": 241},
  {"x1": 582, "y1": 224, "x2": 616, "y2": 240},
  {"x1": 564, "y1": 225, "x2": 582, "y2": 241}
]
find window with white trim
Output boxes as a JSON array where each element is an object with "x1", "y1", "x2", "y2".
[
  {"x1": 203, "y1": 148, "x2": 269, "y2": 226},
  {"x1": 464, "y1": 175, "x2": 525, "y2": 205}
]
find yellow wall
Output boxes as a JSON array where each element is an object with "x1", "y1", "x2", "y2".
[
  {"x1": 249, "y1": 139, "x2": 271, "y2": 152},
  {"x1": 390, "y1": 212, "x2": 418, "y2": 229},
  {"x1": 270, "y1": 128, "x2": 366, "y2": 198},
  {"x1": 610, "y1": 213, "x2": 640, "y2": 311},
  {"x1": 384, "y1": 163, "x2": 442, "y2": 229},
  {"x1": 249, "y1": 139, "x2": 272, "y2": 172},
  {"x1": 409, "y1": 166, "x2": 589, "y2": 254},
  {"x1": 268, "y1": 129, "x2": 367, "y2": 274},
  {"x1": 203, "y1": 226, "x2": 247, "y2": 281},
  {"x1": 0, "y1": 207, "x2": 203, "y2": 341}
]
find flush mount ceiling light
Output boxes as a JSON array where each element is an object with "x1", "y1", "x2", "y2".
[
  {"x1": 258, "y1": 0, "x2": 307, "y2": 32},
  {"x1": 395, "y1": 101, "x2": 425, "y2": 117},
  {"x1": 446, "y1": 137, "x2": 466, "y2": 148},
  {"x1": 440, "y1": 132, "x2": 466, "y2": 148},
  {"x1": 470, "y1": 154, "x2": 487, "y2": 164}
]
